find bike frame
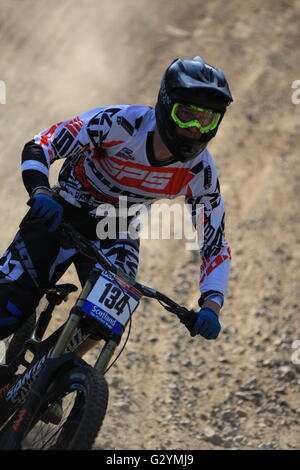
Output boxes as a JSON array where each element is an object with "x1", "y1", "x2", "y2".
[{"x1": 0, "y1": 221, "x2": 195, "y2": 435}]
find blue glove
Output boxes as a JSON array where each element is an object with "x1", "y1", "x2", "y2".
[
  {"x1": 191, "y1": 308, "x2": 221, "y2": 340},
  {"x1": 31, "y1": 193, "x2": 63, "y2": 232}
]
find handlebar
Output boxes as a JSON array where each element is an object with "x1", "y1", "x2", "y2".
[
  {"x1": 26, "y1": 196, "x2": 197, "y2": 329},
  {"x1": 59, "y1": 221, "x2": 196, "y2": 324}
]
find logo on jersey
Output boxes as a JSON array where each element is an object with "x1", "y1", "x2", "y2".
[
  {"x1": 98, "y1": 157, "x2": 194, "y2": 194},
  {"x1": 87, "y1": 108, "x2": 121, "y2": 146}
]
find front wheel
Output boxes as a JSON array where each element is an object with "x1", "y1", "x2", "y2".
[{"x1": 20, "y1": 366, "x2": 109, "y2": 450}]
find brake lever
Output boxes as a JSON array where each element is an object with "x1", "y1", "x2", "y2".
[
  {"x1": 164, "y1": 305, "x2": 198, "y2": 330},
  {"x1": 164, "y1": 304, "x2": 193, "y2": 317}
]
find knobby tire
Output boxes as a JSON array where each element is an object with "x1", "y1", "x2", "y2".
[{"x1": 16, "y1": 366, "x2": 109, "y2": 450}]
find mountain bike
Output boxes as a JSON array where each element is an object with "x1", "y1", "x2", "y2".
[{"x1": 0, "y1": 221, "x2": 197, "y2": 450}]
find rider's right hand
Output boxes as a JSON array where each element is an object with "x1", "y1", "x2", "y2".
[
  {"x1": 30, "y1": 193, "x2": 63, "y2": 232},
  {"x1": 181, "y1": 308, "x2": 221, "y2": 340},
  {"x1": 191, "y1": 308, "x2": 221, "y2": 339}
]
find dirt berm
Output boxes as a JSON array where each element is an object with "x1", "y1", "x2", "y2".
[{"x1": 0, "y1": 0, "x2": 299, "y2": 450}]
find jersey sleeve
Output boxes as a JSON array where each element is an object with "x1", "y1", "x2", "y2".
[
  {"x1": 21, "y1": 106, "x2": 124, "y2": 196},
  {"x1": 185, "y1": 154, "x2": 231, "y2": 307}
]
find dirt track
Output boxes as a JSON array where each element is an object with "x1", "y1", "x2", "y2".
[{"x1": 0, "y1": 0, "x2": 299, "y2": 450}]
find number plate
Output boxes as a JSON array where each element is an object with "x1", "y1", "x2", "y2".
[{"x1": 81, "y1": 271, "x2": 141, "y2": 335}]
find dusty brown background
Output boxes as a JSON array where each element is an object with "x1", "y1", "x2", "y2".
[{"x1": 0, "y1": 0, "x2": 299, "y2": 450}]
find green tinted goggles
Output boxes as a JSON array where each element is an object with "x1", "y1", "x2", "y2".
[{"x1": 171, "y1": 103, "x2": 221, "y2": 134}]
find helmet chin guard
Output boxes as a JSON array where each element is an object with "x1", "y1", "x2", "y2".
[{"x1": 155, "y1": 56, "x2": 233, "y2": 162}]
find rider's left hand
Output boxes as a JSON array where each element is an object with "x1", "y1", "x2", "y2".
[
  {"x1": 30, "y1": 193, "x2": 63, "y2": 232},
  {"x1": 190, "y1": 308, "x2": 221, "y2": 339}
]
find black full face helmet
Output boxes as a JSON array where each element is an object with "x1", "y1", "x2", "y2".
[{"x1": 155, "y1": 56, "x2": 233, "y2": 162}]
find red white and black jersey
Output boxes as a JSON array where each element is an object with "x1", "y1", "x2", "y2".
[{"x1": 21, "y1": 105, "x2": 231, "y2": 304}]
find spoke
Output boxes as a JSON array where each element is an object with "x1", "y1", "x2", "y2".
[{"x1": 22, "y1": 391, "x2": 83, "y2": 449}]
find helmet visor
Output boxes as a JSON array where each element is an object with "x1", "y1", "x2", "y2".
[{"x1": 171, "y1": 103, "x2": 221, "y2": 134}]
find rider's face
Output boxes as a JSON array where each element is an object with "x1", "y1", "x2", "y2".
[{"x1": 175, "y1": 125, "x2": 202, "y2": 139}]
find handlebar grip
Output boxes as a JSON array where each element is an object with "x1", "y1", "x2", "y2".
[{"x1": 178, "y1": 310, "x2": 198, "y2": 330}]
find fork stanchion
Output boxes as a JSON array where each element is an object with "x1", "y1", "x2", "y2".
[
  {"x1": 94, "y1": 340, "x2": 118, "y2": 374},
  {"x1": 49, "y1": 312, "x2": 81, "y2": 359}
]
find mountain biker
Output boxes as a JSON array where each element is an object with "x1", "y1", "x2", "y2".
[{"x1": 0, "y1": 56, "x2": 232, "y2": 349}]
